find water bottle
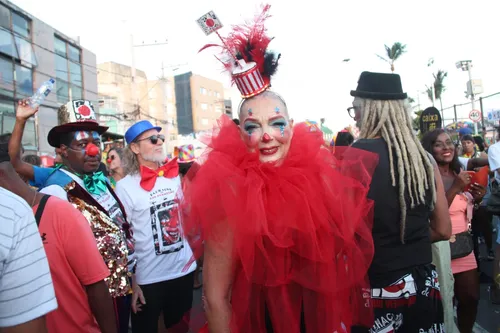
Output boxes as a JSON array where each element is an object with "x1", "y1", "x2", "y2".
[{"x1": 29, "y1": 78, "x2": 55, "y2": 108}]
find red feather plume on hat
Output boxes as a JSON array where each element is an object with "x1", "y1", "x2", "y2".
[{"x1": 199, "y1": 4, "x2": 280, "y2": 88}]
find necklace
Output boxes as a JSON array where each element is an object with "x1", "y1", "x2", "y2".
[{"x1": 31, "y1": 191, "x2": 37, "y2": 207}]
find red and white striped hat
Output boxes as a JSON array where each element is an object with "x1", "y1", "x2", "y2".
[
  {"x1": 198, "y1": 4, "x2": 279, "y2": 100},
  {"x1": 232, "y1": 59, "x2": 270, "y2": 98}
]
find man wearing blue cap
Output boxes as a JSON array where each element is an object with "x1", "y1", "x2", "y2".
[
  {"x1": 115, "y1": 120, "x2": 196, "y2": 333},
  {"x1": 8, "y1": 100, "x2": 133, "y2": 333}
]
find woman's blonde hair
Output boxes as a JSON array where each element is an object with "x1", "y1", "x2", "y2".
[{"x1": 357, "y1": 98, "x2": 436, "y2": 243}]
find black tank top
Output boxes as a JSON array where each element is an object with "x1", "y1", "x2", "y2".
[{"x1": 352, "y1": 138, "x2": 433, "y2": 287}]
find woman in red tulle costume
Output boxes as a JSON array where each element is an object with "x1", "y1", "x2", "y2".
[{"x1": 183, "y1": 6, "x2": 379, "y2": 333}]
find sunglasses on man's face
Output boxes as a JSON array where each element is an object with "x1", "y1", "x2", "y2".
[{"x1": 136, "y1": 134, "x2": 165, "y2": 145}]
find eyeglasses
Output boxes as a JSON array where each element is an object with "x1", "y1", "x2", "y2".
[
  {"x1": 347, "y1": 107, "x2": 356, "y2": 119},
  {"x1": 136, "y1": 134, "x2": 165, "y2": 145}
]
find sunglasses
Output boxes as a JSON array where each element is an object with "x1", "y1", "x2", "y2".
[{"x1": 136, "y1": 134, "x2": 165, "y2": 145}]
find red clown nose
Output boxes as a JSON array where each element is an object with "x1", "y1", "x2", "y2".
[
  {"x1": 85, "y1": 143, "x2": 100, "y2": 157},
  {"x1": 262, "y1": 133, "x2": 272, "y2": 143}
]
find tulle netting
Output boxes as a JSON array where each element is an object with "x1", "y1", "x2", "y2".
[{"x1": 181, "y1": 115, "x2": 379, "y2": 333}]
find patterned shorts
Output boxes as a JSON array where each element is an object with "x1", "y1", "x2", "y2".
[{"x1": 366, "y1": 264, "x2": 445, "y2": 333}]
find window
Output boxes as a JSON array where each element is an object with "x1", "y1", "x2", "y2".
[
  {"x1": 0, "y1": 57, "x2": 13, "y2": 97},
  {"x1": 200, "y1": 87, "x2": 207, "y2": 95},
  {"x1": 70, "y1": 85, "x2": 82, "y2": 100},
  {"x1": 216, "y1": 92, "x2": 221, "y2": 98},
  {"x1": 68, "y1": 44, "x2": 80, "y2": 62},
  {"x1": 56, "y1": 80, "x2": 69, "y2": 103},
  {"x1": 0, "y1": 28, "x2": 17, "y2": 58},
  {"x1": 0, "y1": 4, "x2": 10, "y2": 30},
  {"x1": 54, "y1": 37, "x2": 66, "y2": 56},
  {"x1": 12, "y1": 12, "x2": 29, "y2": 39},
  {"x1": 69, "y1": 62, "x2": 82, "y2": 85},
  {"x1": 215, "y1": 106, "x2": 223, "y2": 113},
  {"x1": 201, "y1": 118, "x2": 209, "y2": 125},
  {"x1": 0, "y1": 100, "x2": 36, "y2": 148},
  {"x1": 15, "y1": 64, "x2": 32, "y2": 98},
  {"x1": 14, "y1": 36, "x2": 36, "y2": 65},
  {"x1": 201, "y1": 103, "x2": 208, "y2": 111},
  {"x1": 55, "y1": 54, "x2": 67, "y2": 79},
  {"x1": 54, "y1": 36, "x2": 83, "y2": 102},
  {"x1": 0, "y1": 6, "x2": 36, "y2": 68}
]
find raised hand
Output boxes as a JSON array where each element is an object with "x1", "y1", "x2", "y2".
[{"x1": 16, "y1": 99, "x2": 39, "y2": 121}]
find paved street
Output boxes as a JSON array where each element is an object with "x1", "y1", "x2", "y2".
[
  {"x1": 152, "y1": 240, "x2": 500, "y2": 333},
  {"x1": 473, "y1": 240, "x2": 500, "y2": 333}
]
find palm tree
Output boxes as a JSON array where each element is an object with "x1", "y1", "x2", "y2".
[
  {"x1": 376, "y1": 42, "x2": 407, "y2": 72},
  {"x1": 426, "y1": 70, "x2": 448, "y2": 111}
]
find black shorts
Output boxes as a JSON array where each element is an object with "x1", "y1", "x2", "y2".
[
  {"x1": 355, "y1": 264, "x2": 445, "y2": 333},
  {"x1": 131, "y1": 272, "x2": 195, "y2": 333}
]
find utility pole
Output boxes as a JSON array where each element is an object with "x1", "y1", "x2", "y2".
[
  {"x1": 130, "y1": 36, "x2": 169, "y2": 121},
  {"x1": 456, "y1": 60, "x2": 478, "y2": 135},
  {"x1": 467, "y1": 64, "x2": 477, "y2": 134}
]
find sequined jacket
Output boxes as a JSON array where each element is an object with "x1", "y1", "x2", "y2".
[{"x1": 63, "y1": 181, "x2": 132, "y2": 297}]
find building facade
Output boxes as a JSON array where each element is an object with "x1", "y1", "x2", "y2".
[
  {"x1": 174, "y1": 72, "x2": 225, "y2": 136},
  {"x1": 97, "y1": 61, "x2": 149, "y2": 135},
  {"x1": 148, "y1": 77, "x2": 178, "y2": 153},
  {"x1": 0, "y1": 0, "x2": 97, "y2": 154}
]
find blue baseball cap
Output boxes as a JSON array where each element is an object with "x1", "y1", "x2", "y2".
[
  {"x1": 458, "y1": 127, "x2": 473, "y2": 136},
  {"x1": 125, "y1": 120, "x2": 162, "y2": 144}
]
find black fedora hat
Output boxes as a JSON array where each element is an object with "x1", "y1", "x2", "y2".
[{"x1": 350, "y1": 71, "x2": 407, "y2": 100}]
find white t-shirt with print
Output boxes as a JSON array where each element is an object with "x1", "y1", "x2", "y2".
[{"x1": 114, "y1": 173, "x2": 196, "y2": 285}]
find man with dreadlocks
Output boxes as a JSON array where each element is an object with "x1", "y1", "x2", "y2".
[{"x1": 349, "y1": 72, "x2": 452, "y2": 332}]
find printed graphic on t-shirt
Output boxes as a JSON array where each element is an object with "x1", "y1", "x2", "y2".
[
  {"x1": 149, "y1": 186, "x2": 184, "y2": 255},
  {"x1": 95, "y1": 189, "x2": 135, "y2": 255},
  {"x1": 369, "y1": 313, "x2": 403, "y2": 333},
  {"x1": 371, "y1": 274, "x2": 417, "y2": 308}
]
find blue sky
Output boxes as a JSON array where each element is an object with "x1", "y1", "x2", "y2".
[{"x1": 12, "y1": 0, "x2": 500, "y2": 132}]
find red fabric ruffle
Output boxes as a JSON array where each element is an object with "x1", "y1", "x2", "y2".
[{"x1": 181, "y1": 115, "x2": 378, "y2": 333}]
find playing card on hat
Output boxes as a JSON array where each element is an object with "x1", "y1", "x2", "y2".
[
  {"x1": 69, "y1": 100, "x2": 97, "y2": 123},
  {"x1": 196, "y1": 11, "x2": 223, "y2": 35}
]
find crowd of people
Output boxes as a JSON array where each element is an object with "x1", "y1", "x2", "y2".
[{"x1": 0, "y1": 5, "x2": 499, "y2": 333}]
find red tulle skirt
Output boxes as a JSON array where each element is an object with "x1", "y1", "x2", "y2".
[{"x1": 182, "y1": 116, "x2": 378, "y2": 333}]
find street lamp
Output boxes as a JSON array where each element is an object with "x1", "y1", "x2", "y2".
[{"x1": 456, "y1": 60, "x2": 478, "y2": 134}]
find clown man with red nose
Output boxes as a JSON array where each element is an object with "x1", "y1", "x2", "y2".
[{"x1": 8, "y1": 99, "x2": 134, "y2": 333}]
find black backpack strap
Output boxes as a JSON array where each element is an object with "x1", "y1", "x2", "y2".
[{"x1": 35, "y1": 195, "x2": 50, "y2": 227}]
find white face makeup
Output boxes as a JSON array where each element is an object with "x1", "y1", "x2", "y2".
[{"x1": 239, "y1": 93, "x2": 292, "y2": 163}]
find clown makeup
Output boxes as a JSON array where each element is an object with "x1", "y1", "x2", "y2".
[
  {"x1": 239, "y1": 93, "x2": 292, "y2": 163},
  {"x1": 75, "y1": 131, "x2": 90, "y2": 141},
  {"x1": 74, "y1": 131, "x2": 100, "y2": 142}
]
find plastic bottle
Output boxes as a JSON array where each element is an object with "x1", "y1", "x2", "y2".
[{"x1": 29, "y1": 78, "x2": 55, "y2": 108}]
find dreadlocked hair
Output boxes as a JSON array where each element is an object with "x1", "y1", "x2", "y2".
[{"x1": 358, "y1": 98, "x2": 436, "y2": 243}]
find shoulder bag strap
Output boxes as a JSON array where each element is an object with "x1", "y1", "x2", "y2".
[{"x1": 34, "y1": 195, "x2": 50, "y2": 227}]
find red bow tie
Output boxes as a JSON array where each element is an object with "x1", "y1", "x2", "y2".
[{"x1": 140, "y1": 158, "x2": 179, "y2": 191}]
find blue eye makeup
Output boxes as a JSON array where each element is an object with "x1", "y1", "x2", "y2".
[
  {"x1": 270, "y1": 120, "x2": 287, "y2": 127},
  {"x1": 244, "y1": 123, "x2": 259, "y2": 134}
]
